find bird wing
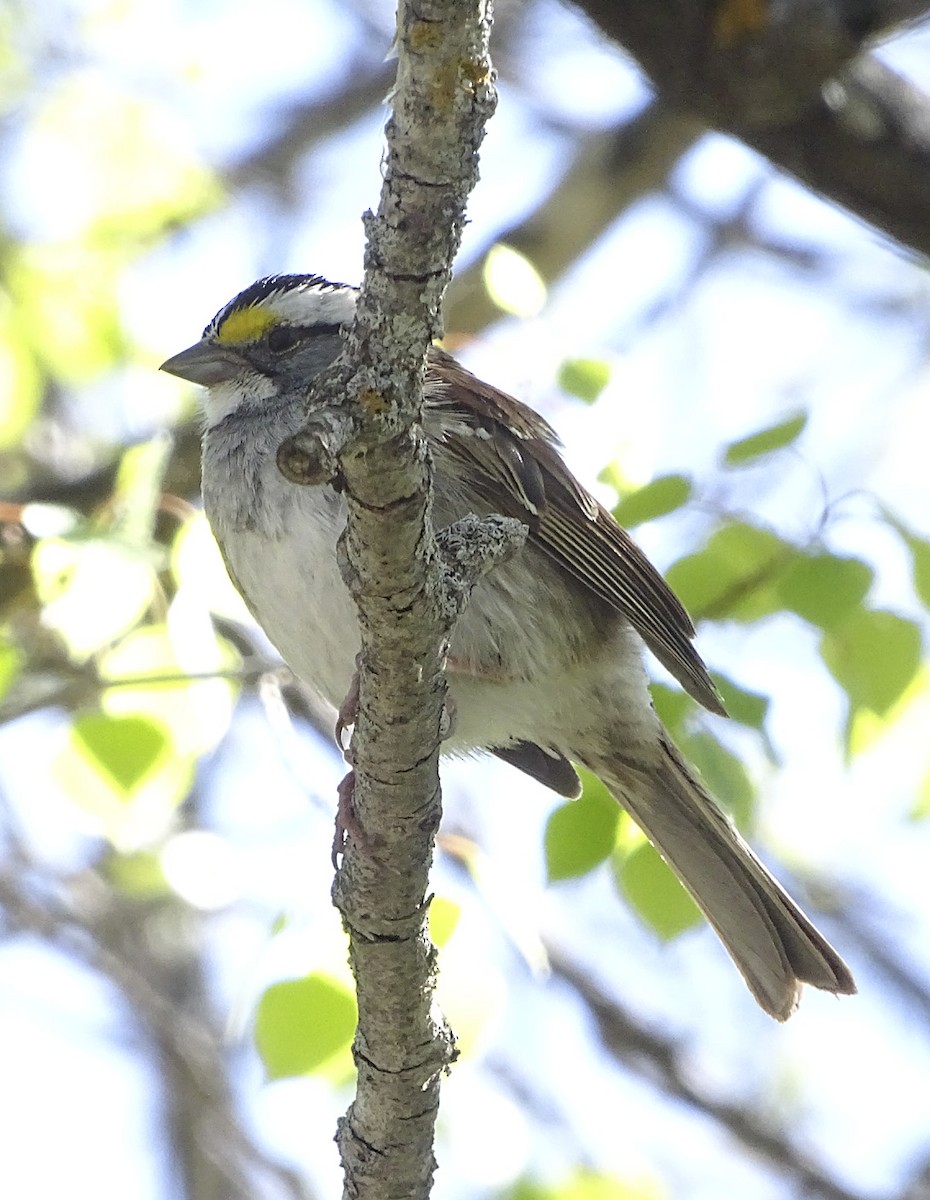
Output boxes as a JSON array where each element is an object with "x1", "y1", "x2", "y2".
[{"x1": 424, "y1": 350, "x2": 725, "y2": 716}]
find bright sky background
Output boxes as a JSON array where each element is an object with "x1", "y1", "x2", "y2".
[{"x1": 3, "y1": 2, "x2": 930, "y2": 1198}]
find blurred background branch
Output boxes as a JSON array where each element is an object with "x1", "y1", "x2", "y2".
[{"x1": 1, "y1": 0, "x2": 929, "y2": 1197}]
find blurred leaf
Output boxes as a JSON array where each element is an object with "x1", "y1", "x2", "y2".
[
  {"x1": 433, "y1": 906, "x2": 507, "y2": 1057},
  {"x1": 614, "y1": 841, "x2": 701, "y2": 939},
  {"x1": 849, "y1": 667, "x2": 930, "y2": 759},
  {"x1": 428, "y1": 895, "x2": 461, "y2": 947},
  {"x1": 879, "y1": 508, "x2": 930, "y2": 611},
  {"x1": 654, "y1": 680, "x2": 772, "y2": 780},
  {"x1": 99, "y1": 620, "x2": 237, "y2": 757},
  {"x1": 679, "y1": 730, "x2": 755, "y2": 828},
  {"x1": 111, "y1": 435, "x2": 173, "y2": 543},
  {"x1": 483, "y1": 243, "x2": 546, "y2": 317},
  {"x1": 821, "y1": 608, "x2": 922, "y2": 716},
  {"x1": 171, "y1": 512, "x2": 253, "y2": 624},
  {"x1": 57, "y1": 712, "x2": 193, "y2": 848},
  {"x1": 713, "y1": 674, "x2": 769, "y2": 731},
  {"x1": 649, "y1": 682, "x2": 694, "y2": 735},
  {"x1": 777, "y1": 553, "x2": 873, "y2": 629},
  {"x1": 561, "y1": 1170, "x2": 661, "y2": 1200},
  {"x1": 11, "y1": 242, "x2": 128, "y2": 381},
  {"x1": 911, "y1": 765, "x2": 930, "y2": 821},
  {"x1": 32, "y1": 534, "x2": 157, "y2": 661},
  {"x1": 29, "y1": 76, "x2": 219, "y2": 239},
  {"x1": 255, "y1": 974, "x2": 357, "y2": 1081},
  {"x1": 910, "y1": 537, "x2": 930, "y2": 610},
  {"x1": 665, "y1": 522, "x2": 792, "y2": 621},
  {"x1": 72, "y1": 712, "x2": 165, "y2": 793},
  {"x1": 0, "y1": 312, "x2": 41, "y2": 448},
  {"x1": 0, "y1": 639, "x2": 23, "y2": 700},
  {"x1": 106, "y1": 850, "x2": 171, "y2": 899},
  {"x1": 508, "y1": 1169, "x2": 661, "y2": 1200},
  {"x1": 613, "y1": 474, "x2": 692, "y2": 528},
  {"x1": 545, "y1": 772, "x2": 619, "y2": 882},
  {"x1": 723, "y1": 412, "x2": 807, "y2": 465},
  {"x1": 558, "y1": 357, "x2": 611, "y2": 403},
  {"x1": 8, "y1": 75, "x2": 220, "y2": 382}
]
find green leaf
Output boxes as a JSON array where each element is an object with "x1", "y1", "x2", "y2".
[
  {"x1": 614, "y1": 841, "x2": 701, "y2": 939},
  {"x1": 99, "y1": 623, "x2": 237, "y2": 758},
  {"x1": 777, "y1": 553, "x2": 873, "y2": 629},
  {"x1": 613, "y1": 474, "x2": 692, "y2": 528},
  {"x1": 0, "y1": 311, "x2": 41, "y2": 449},
  {"x1": 665, "y1": 522, "x2": 792, "y2": 621},
  {"x1": 723, "y1": 411, "x2": 807, "y2": 465},
  {"x1": 713, "y1": 674, "x2": 769, "y2": 731},
  {"x1": 32, "y1": 534, "x2": 157, "y2": 661},
  {"x1": 72, "y1": 712, "x2": 167, "y2": 793},
  {"x1": 171, "y1": 512, "x2": 252, "y2": 624},
  {"x1": 57, "y1": 711, "x2": 193, "y2": 846},
  {"x1": 545, "y1": 771, "x2": 619, "y2": 882},
  {"x1": 111, "y1": 435, "x2": 173, "y2": 544},
  {"x1": 879, "y1": 509, "x2": 930, "y2": 611},
  {"x1": 679, "y1": 730, "x2": 755, "y2": 828},
  {"x1": 428, "y1": 895, "x2": 461, "y2": 947},
  {"x1": 0, "y1": 639, "x2": 23, "y2": 701},
  {"x1": 255, "y1": 974, "x2": 357, "y2": 1080},
  {"x1": 649, "y1": 683, "x2": 694, "y2": 736},
  {"x1": 106, "y1": 850, "x2": 171, "y2": 899},
  {"x1": 557, "y1": 357, "x2": 611, "y2": 404},
  {"x1": 910, "y1": 536, "x2": 930, "y2": 610},
  {"x1": 559, "y1": 1173, "x2": 661, "y2": 1200},
  {"x1": 821, "y1": 608, "x2": 922, "y2": 716},
  {"x1": 910, "y1": 766, "x2": 930, "y2": 821},
  {"x1": 507, "y1": 1170, "x2": 661, "y2": 1200},
  {"x1": 482, "y1": 243, "x2": 546, "y2": 317},
  {"x1": 506, "y1": 1170, "x2": 661, "y2": 1200}
]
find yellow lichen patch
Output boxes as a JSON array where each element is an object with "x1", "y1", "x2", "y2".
[
  {"x1": 460, "y1": 57, "x2": 491, "y2": 96},
  {"x1": 409, "y1": 20, "x2": 442, "y2": 52},
  {"x1": 216, "y1": 306, "x2": 277, "y2": 346},
  {"x1": 429, "y1": 60, "x2": 459, "y2": 112},
  {"x1": 358, "y1": 388, "x2": 389, "y2": 414}
]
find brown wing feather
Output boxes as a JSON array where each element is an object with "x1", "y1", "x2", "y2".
[{"x1": 425, "y1": 349, "x2": 725, "y2": 716}]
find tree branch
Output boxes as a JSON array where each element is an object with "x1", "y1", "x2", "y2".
[
  {"x1": 278, "y1": 2, "x2": 500, "y2": 1196},
  {"x1": 568, "y1": 0, "x2": 930, "y2": 257}
]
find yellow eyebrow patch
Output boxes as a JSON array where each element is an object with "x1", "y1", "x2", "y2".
[{"x1": 216, "y1": 306, "x2": 277, "y2": 345}]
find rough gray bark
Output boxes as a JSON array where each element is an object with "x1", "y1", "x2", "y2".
[{"x1": 277, "y1": 3, "x2": 515, "y2": 1197}]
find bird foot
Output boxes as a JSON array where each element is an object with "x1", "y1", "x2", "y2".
[
  {"x1": 335, "y1": 654, "x2": 362, "y2": 752},
  {"x1": 332, "y1": 768, "x2": 372, "y2": 867}
]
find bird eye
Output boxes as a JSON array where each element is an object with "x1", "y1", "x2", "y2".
[{"x1": 267, "y1": 326, "x2": 301, "y2": 354}]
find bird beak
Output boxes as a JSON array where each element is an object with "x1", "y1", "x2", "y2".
[{"x1": 160, "y1": 341, "x2": 246, "y2": 386}]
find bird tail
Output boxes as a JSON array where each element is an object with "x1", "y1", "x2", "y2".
[{"x1": 592, "y1": 736, "x2": 856, "y2": 1020}]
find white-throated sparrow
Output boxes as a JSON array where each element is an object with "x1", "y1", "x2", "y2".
[{"x1": 161, "y1": 273, "x2": 855, "y2": 1019}]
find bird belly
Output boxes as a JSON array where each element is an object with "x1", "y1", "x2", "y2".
[
  {"x1": 219, "y1": 513, "x2": 360, "y2": 711},
  {"x1": 212, "y1": 493, "x2": 655, "y2": 760}
]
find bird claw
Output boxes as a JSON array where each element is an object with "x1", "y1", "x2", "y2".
[
  {"x1": 439, "y1": 691, "x2": 456, "y2": 740},
  {"x1": 334, "y1": 655, "x2": 362, "y2": 752},
  {"x1": 332, "y1": 768, "x2": 372, "y2": 867}
]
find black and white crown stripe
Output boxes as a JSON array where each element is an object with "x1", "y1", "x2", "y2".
[{"x1": 205, "y1": 274, "x2": 358, "y2": 340}]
